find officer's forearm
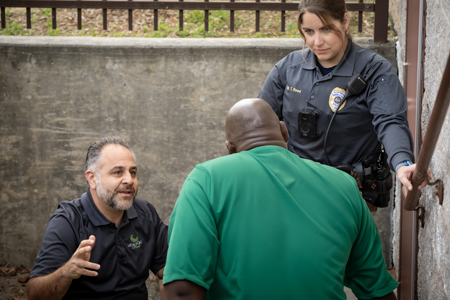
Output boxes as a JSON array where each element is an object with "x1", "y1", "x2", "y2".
[{"x1": 27, "y1": 266, "x2": 73, "y2": 300}]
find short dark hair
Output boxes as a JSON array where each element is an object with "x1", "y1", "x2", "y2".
[{"x1": 85, "y1": 136, "x2": 136, "y2": 173}]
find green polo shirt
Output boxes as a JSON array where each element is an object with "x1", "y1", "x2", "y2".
[{"x1": 164, "y1": 146, "x2": 398, "y2": 299}]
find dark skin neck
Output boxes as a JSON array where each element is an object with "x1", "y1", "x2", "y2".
[{"x1": 227, "y1": 129, "x2": 288, "y2": 154}]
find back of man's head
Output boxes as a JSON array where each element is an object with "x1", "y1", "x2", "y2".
[
  {"x1": 85, "y1": 136, "x2": 135, "y2": 174},
  {"x1": 225, "y1": 98, "x2": 289, "y2": 153}
]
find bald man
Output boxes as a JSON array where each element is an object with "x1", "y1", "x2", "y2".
[{"x1": 162, "y1": 99, "x2": 398, "y2": 300}]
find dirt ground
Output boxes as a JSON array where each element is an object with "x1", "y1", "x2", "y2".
[
  {"x1": 0, "y1": 263, "x2": 30, "y2": 300},
  {"x1": 0, "y1": 262, "x2": 161, "y2": 300}
]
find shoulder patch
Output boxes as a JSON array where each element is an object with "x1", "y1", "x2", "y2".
[{"x1": 329, "y1": 87, "x2": 346, "y2": 112}]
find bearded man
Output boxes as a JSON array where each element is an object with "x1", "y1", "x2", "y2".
[{"x1": 28, "y1": 137, "x2": 168, "y2": 300}]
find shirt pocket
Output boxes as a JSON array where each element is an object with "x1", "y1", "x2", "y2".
[{"x1": 282, "y1": 85, "x2": 311, "y2": 132}]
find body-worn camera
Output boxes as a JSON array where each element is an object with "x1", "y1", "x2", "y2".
[
  {"x1": 298, "y1": 108, "x2": 319, "y2": 139},
  {"x1": 336, "y1": 150, "x2": 393, "y2": 207}
]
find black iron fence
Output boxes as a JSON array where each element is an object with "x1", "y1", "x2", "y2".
[{"x1": 0, "y1": 0, "x2": 389, "y2": 42}]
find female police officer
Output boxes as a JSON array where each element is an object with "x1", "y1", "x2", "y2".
[{"x1": 258, "y1": 0, "x2": 424, "y2": 207}]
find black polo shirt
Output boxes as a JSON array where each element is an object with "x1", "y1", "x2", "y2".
[
  {"x1": 258, "y1": 40, "x2": 414, "y2": 169},
  {"x1": 30, "y1": 190, "x2": 168, "y2": 300}
]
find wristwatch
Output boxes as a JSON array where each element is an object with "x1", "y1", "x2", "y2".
[{"x1": 395, "y1": 160, "x2": 412, "y2": 172}]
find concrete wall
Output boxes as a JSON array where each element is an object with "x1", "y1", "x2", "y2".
[
  {"x1": 0, "y1": 37, "x2": 397, "y2": 268},
  {"x1": 389, "y1": 0, "x2": 407, "y2": 86},
  {"x1": 417, "y1": 0, "x2": 450, "y2": 298},
  {"x1": 390, "y1": 0, "x2": 450, "y2": 298}
]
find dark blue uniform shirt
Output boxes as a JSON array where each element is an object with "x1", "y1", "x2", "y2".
[
  {"x1": 30, "y1": 190, "x2": 168, "y2": 300},
  {"x1": 258, "y1": 40, "x2": 414, "y2": 169}
]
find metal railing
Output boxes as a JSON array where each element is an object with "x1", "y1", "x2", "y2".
[
  {"x1": 0, "y1": 0, "x2": 389, "y2": 42},
  {"x1": 403, "y1": 50, "x2": 450, "y2": 211}
]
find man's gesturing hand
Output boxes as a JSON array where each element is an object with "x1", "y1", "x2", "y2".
[
  {"x1": 63, "y1": 235, "x2": 101, "y2": 279},
  {"x1": 27, "y1": 235, "x2": 102, "y2": 300}
]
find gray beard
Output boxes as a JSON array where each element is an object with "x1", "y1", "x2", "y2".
[{"x1": 96, "y1": 179, "x2": 136, "y2": 211}]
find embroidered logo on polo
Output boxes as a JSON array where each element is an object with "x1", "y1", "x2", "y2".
[
  {"x1": 286, "y1": 85, "x2": 302, "y2": 94},
  {"x1": 128, "y1": 234, "x2": 142, "y2": 249},
  {"x1": 329, "y1": 87, "x2": 347, "y2": 112}
]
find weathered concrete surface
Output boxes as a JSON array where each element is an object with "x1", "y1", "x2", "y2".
[
  {"x1": 389, "y1": 0, "x2": 406, "y2": 86},
  {"x1": 417, "y1": 0, "x2": 450, "y2": 298},
  {"x1": 390, "y1": 0, "x2": 450, "y2": 298},
  {"x1": 0, "y1": 37, "x2": 397, "y2": 267}
]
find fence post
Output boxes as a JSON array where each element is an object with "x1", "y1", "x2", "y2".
[
  {"x1": 103, "y1": 0, "x2": 107, "y2": 30},
  {"x1": 26, "y1": 7, "x2": 31, "y2": 28},
  {"x1": 374, "y1": 0, "x2": 389, "y2": 43},
  {"x1": 179, "y1": 0, "x2": 183, "y2": 31},
  {"x1": 52, "y1": 8, "x2": 57, "y2": 30},
  {"x1": 1, "y1": 7, "x2": 4, "y2": 29}
]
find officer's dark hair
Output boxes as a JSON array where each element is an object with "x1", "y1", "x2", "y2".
[
  {"x1": 85, "y1": 136, "x2": 136, "y2": 173},
  {"x1": 297, "y1": 0, "x2": 350, "y2": 42}
]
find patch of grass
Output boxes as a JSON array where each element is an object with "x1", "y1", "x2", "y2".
[
  {"x1": 47, "y1": 28, "x2": 60, "y2": 36},
  {"x1": 185, "y1": 10, "x2": 205, "y2": 24},
  {"x1": 176, "y1": 30, "x2": 189, "y2": 38},
  {"x1": 0, "y1": 8, "x2": 23, "y2": 35},
  {"x1": 43, "y1": 8, "x2": 52, "y2": 17},
  {"x1": 4, "y1": 21, "x2": 25, "y2": 36},
  {"x1": 151, "y1": 24, "x2": 172, "y2": 37}
]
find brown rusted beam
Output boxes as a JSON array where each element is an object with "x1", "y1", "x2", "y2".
[
  {"x1": 404, "y1": 51, "x2": 450, "y2": 211},
  {"x1": 2, "y1": 1, "x2": 375, "y2": 12},
  {"x1": 374, "y1": 0, "x2": 388, "y2": 43}
]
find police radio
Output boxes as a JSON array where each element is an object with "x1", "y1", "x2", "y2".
[{"x1": 335, "y1": 146, "x2": 393, "y2": 207}]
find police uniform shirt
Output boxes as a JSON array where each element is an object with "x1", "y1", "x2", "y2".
[
  {"x1": 30, "y1": 190, "x2": 168, "y2": 300},
  {"x1": 258, "y1": 40, "x2": 414, "y2": 169}
]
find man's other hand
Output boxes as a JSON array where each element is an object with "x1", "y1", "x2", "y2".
[{"x1": 397, "y1": 164, "x2": 431, "y2": 191}]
